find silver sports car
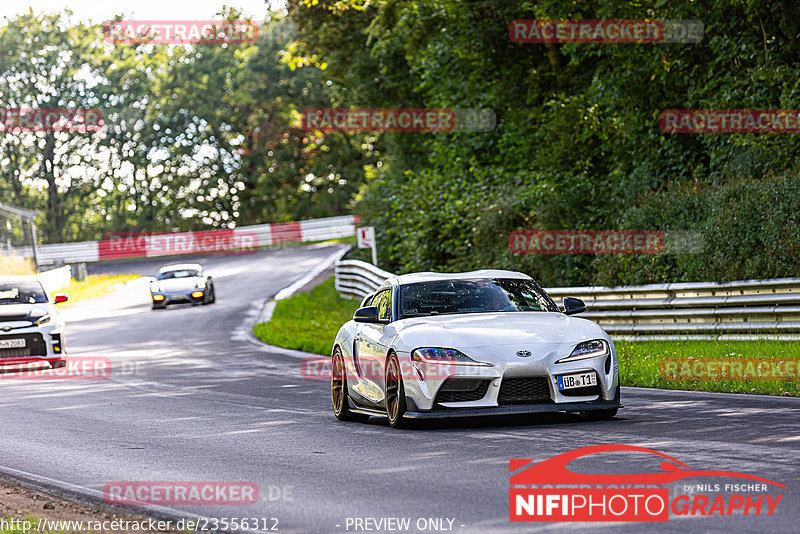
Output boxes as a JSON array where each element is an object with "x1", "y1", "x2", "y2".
[
  {"x1": 331, "y1": 270, "x2": 620, "y2": 428},
  {"x1": 150, "y1": 263, "x2": 216, "y2": 309}
]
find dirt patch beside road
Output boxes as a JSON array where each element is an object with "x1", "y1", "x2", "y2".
[{"x1": 0, "y1": 478, "x2": 179, "y2": 533}]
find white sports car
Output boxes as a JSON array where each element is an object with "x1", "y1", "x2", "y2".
[
  {"x1": 331, "y1": 270, "x2": 620, "y2": 428},
  {"x1": 0, "y1": 278, "x2": 69, "y2": 369},
  {"x1": 150, "y1": 263, "x2": 216, "y2": 309}
]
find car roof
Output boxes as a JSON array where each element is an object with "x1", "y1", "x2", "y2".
[
  {"x1": 157, "y1": 263, "x2": 203, "y2": 273},
  {"x1": 0, "y1": 276, "x2": 45, "y2": 284},
  {"x1": 384, "y1": 269, "x2": 531, "y2": 287}
]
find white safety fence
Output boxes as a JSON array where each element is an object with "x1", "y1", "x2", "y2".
[
  {"x1": 334, "y1": 258, "x2": 800, "y2": 340},
  {"x1": 8, "y1": 215, "x2": 358, "y2": 266}
]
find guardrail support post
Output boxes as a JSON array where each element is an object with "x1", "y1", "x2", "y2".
[{"x1": 29, "y1": 216, "x2": 39, "y2": 270}]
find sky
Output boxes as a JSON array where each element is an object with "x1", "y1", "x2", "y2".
[{"x1": 0, "y1": 0, "x2": 285, "y2": 24}]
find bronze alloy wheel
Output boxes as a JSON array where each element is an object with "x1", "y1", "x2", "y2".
[
  {"x1": 385, "y1": 353, "x2": 409, "y2": 428},
  {"x1": 331, "y1": 347, "x2": 369, "y2": 422}
]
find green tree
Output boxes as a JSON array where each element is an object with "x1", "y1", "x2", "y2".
[
  {"x1": 290, "y1": 0, "x2": 800, "y2": 284},
  {"x1": 0, "y1": 11, "x2": 106, "y2": 242}
]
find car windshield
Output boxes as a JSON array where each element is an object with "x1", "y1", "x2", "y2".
[
  {"x1": 0, "y1": 282, "x2": 48, "y2": 304},
  {"x1": 157, "y1": 269, "x2": 200, "y2": 280},
  {"x1": 399, "y1": 278, "x2": 558, "y2": 317}
]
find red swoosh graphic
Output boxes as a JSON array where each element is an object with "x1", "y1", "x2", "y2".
[{"x1": 510, "y1": 444, "x2": 785, "y2": 488}]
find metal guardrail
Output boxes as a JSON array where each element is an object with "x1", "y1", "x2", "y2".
[
  {"x1": 335, "y1": 259, "x2": 395, "y2": 301},
  {"x1": 333, "y1": 259, "x2": 800, "y2": 340}
]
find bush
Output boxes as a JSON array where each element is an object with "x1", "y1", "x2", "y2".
[
  {"x1": 341, "y1": 0, "x2": 800, "y2": 286},
  {"x1": 592, "y1": 174, "x2": 800, "y2": 285}
]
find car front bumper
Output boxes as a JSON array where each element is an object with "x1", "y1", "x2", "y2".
[
  {"x1": 397, "y1": 342, "x2": 620, "y2": 413},
  {"x1": 0, "y1": 324, "x2": 66, "y2": 365},
  {"x1": 151, "y1": 290, "x2": 205, "y2": 305},
  {"x1": 403, "y1": 397, "x2": 622, "y2": 419}
]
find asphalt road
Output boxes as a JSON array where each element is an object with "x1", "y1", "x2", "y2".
[{"x1": 0, "y1": 243, "x2": 798, "y2": 533}]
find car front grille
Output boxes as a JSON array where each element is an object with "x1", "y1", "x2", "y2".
[
  {"x1": 0, "y1": 334, "x2": 47, "y2": 358},
  {"x1": 435, "y1": 378, "x2": 490, "y2": 403},
  {"x1": 498, "y1": 376, "x2": 552, "y2": 405},
  {"x1": 560, "y1": 382, "x2": 602, "y2": 397}
]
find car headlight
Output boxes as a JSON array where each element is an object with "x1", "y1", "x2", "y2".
[
  {"x1": 411, "y1": 348, "x2": 490, "y2": 366},
  {"x1": 34, "y1": 314, "x2": 52, "y2": 326},
  {"x1": 556, "y1": 339, "x2": 609, "y2": 363}
]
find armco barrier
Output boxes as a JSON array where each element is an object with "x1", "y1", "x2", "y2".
[
  {"x1": 334, "y1": 259, "x2": 800, "y2": 340},
  {"x1": 13, "y1": 215, "x2": 357, "y2": 266},
  {"x1": 334, "y1": 259, "x2": 395, "y2": 300}
]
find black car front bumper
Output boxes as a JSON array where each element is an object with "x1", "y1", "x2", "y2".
[{"x1": 402, "y1": 398, "x2": 621, "y2": 419}]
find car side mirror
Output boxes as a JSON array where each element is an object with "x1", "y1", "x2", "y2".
[
  {"x1": 563, "y1": 297, "x2": 585, "y2": 315},
  {"x1": 53, "y1": 294, "x2": 70, "y2": 304},
  {"x1": 354, "y1": 306, "x2": 382, "y2": 323}
]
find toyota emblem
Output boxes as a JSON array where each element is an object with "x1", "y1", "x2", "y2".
[{"x1": 516, "y1": 350, "x2": 532, "y2": 358}]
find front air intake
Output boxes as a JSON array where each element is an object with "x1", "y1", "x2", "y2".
[
  {"x1": 434, "y1": 378, "x2": 490, "y2": 404},
  {"x1": 497, "y1": 376, "x2": 552, "y2": 405}
]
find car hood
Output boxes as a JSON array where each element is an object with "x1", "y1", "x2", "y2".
[
  {"x1": 154, "y1": 278, "x2": 202, "y2": 292},
  {"x1": 393, "y1": 312, "x2": 609, "y2": 356},
  {"x1": 0, "y1": 303, "x2": 52, "y2": 322}
]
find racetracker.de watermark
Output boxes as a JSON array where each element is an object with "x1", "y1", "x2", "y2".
[
  {"x1": 301, "y1": 108, "x2": 496, "y2": 133},
  {"x1": 509, "y1": 230, "x2": 703, "y2": 255},
  {"x1": 103, "y1": 20, "x2": 258, "y2": 45},
  {"x1": 660, "y1": 109, "x2": 800, "y2": 133},
  {"x1": 661, "y1": 358, "x2": 800, "y2": 381},
  {"x1": 509, "y1": 230, "x2": 663, "y2": 254},
  {"x1": 98, "y1": 229, "x2": 259, "y2": 260},
  {"x1": 103, "y1": 481, "x2": 259, "y2": 505},
  {"x1": 0, "y1": 357, "x2": 111, "y2": 380},
  {"x1": 509, "y1": 19, "x2": 703, "y2": 44},
  {"x1": 0, "y1": 108, "x2": 103, "y2": 133},
  {"x1": 302, "y1": 357, "x2": 461, "y2": 382}
]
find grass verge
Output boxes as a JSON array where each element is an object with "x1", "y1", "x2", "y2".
[
  {"x1": 253, "y1": 276, "x2": 359, "y2": 356},
  {"x1": 0, "y1": 255, "x2": 35, "y2": 276},
  {"x1": 60, "y1": 274, "x2": 140, "y2": 304},
  {"x1": 619, "y1": 340, "x2": 800, "y2": 396}
]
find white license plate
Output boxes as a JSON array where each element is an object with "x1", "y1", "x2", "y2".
[
  {"x1": 0, "y1": 338, "x2": 26, "y2": 349},
  {"x1": 557, "y1": 372, "x2": 597, "y2": 390}
]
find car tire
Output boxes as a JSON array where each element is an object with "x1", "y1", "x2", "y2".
[
  {"x1": 331, "y1": 347, "x2": 369, "y2": 423},
  {"x1": 204, "y1": 285, "x2": 216, "y2": 304},
  {"x1": 580, "y1": 385, "x2": 619, "y2": 421},
  {"x1": 50, "y1": 360, "x2": 66, "y2": 369},
  {"x1": 385, "y1": 352, "x2": 411, "y2": 429},
  {"x1": 152, "y1": 303, "x2": 166, "y2": 310}
]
